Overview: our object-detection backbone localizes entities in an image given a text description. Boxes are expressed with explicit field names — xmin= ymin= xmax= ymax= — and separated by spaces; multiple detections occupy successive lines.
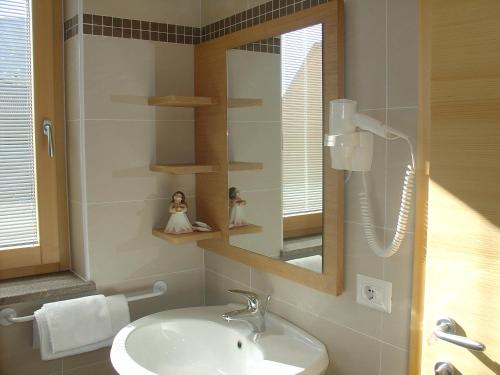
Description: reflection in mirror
xmin=227 ymin=24 xmax=324 ymax=273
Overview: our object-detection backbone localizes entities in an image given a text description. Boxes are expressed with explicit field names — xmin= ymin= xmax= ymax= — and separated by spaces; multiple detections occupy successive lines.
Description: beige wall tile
xmin=84 ymin=37 xmax=194 ymax=121
xmin=205 ymin=269 xmax=251 ymax=306
xmin=201 ymin=0 xmax=247 ymax=26
xmin=386 ymin=108 xmax=417 ymax=232
xmin=344 ymin=0 xmax=387 ymax=110
xmin=381 ymin=230 xmax=414 ymax=349
xmin=62 ymin=360 xmax=116 ymax=375
xmin=83 ymin=0 xmax=201 ymax=27
xmin=310 ymin=317 xmax=382 ymax=375
xmin=247 ymin=0 xmax=271 ymax=8
xmin=380 ymin=345 xmax=408 ymax=375
xmin=123 ymin=269 xmax=205 ymax=320
xmin=64 ymin=0 xmax=80 ymax=21
xmin=387 ymin=0 xmax=418 ymax=108
xmin=87 ymin=199 xmax=203 ymax=287
xmin=84 ymin=120 xmax=195 ymax=204
xmin=69 ymin=202 xmax=88 ymax=279
xmin=67 ymin=121 xmax=83 ymax=203
xmin=64 ymin=37 xmax=81 ymax=122
xmin=205 ymin=251 xmax=251 ymax=286
xmin=62 ymin=348 xmax=110 ymax=372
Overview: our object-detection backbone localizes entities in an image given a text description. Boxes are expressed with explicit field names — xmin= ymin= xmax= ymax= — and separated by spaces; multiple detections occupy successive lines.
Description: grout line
xmin=86 ymin=195 xmax=194 ymax=206
xmin=102 ymin=267 xmax=205 ymax=289
xmin=84 ymin=118 xmax=195 ymax=122
xmin=359 ymin=105 xmax=417 ymax=112
xmin=205 ymin=267 xmax=250 ymax=289
xmin=344 ymin=220 xmax=415 ymax=235
xmin=62 ymin=358 xmax=111 ymax=374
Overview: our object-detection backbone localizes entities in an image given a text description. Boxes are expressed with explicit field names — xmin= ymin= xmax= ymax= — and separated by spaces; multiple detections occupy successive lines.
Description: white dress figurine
xmin=229 ymin=187 xmax=247 ymax=227
xmin=165 ymin=191 xmax=193 ymax=234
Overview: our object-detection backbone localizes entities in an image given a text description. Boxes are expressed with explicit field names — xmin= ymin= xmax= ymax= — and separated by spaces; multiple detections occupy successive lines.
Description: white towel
xmin=33 ymin=294 xmax=130 ymax=360
xmin=44 ymin=295 xmax=112 ymax=353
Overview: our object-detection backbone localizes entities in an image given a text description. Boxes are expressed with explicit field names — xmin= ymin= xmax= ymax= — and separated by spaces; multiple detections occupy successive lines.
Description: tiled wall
xmin=203 ymin=1 xmax=418 ymax=375
xmin=0 ymin=0 xmax=416 ymax=374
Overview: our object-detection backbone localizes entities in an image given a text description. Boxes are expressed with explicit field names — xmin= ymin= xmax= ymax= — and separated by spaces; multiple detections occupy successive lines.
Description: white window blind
xmin=281 ymin=24 xmax=323 ymax=217
xmin=0 ymin=0 xmax=38 ymax=250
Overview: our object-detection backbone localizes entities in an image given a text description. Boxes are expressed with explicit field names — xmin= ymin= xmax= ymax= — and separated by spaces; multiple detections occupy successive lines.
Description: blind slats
xmin=0 ymin=0 xmax=38 ymax=250
xmin=282 ymin=24 xmax=323 ymax=217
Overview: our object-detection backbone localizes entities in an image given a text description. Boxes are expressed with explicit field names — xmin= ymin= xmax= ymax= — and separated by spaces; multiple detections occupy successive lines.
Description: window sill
xmin=0 ymin=271 xmax=96 ymax=306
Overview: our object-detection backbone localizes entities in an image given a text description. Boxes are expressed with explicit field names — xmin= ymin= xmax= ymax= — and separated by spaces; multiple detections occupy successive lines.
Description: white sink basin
xmin=111 ymin=305 xmax=329 ymax=375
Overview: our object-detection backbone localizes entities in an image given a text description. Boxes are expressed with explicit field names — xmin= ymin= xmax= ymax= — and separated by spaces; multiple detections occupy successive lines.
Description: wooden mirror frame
xmin=194 ymin=0 xmax=344 ymax=295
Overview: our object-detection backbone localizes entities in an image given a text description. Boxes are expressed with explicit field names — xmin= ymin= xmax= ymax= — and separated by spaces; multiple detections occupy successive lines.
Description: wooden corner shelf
xmin=228 ymin=98 xmax=263 ymax=108
xmin=148 ymin=95 xmax=218 ymax=107
xmin=152 ymin=228 xmax=221 ymax=244
xmin=150 ymin=164 xmax=216 ymax=175
xmin=229 ymin=161 xmax=263 ymax=171
xmin=229 ymin=224 xmax=262 ymax=236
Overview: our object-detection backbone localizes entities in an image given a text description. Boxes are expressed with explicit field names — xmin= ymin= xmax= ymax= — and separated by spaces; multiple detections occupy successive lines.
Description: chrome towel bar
xmin=0 ymin=281 xmax=167 ymax=326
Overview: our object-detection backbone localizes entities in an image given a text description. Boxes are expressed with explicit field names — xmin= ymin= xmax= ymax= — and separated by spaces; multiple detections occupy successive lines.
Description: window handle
xmin=42 ymin=119 xmax=54 ymax=158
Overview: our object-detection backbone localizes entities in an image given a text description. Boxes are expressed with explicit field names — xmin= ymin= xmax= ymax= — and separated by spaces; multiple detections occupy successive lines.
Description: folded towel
xmin=33 ymin=294 xmax=130 ymax=360
xmin=44 ymin=295 xmax=112 ymax=353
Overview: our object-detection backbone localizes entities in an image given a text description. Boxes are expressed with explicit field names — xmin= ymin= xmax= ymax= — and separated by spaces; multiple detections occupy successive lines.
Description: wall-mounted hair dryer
xmin=325 ymin=99 xmax=415 ymax=258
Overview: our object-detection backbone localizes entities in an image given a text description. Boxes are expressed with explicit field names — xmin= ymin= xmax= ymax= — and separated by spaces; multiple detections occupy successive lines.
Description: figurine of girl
xmin=229 ymin=187 xmax=247 ymax=227
xmin=165 ymin=191 xmax=193 ymax=234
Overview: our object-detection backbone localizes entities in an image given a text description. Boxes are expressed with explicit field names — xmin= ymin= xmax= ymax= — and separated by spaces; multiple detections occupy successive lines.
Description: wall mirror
xmin=194 ymin=0 xmax=344 ymax=295
xmin=227 ymin=24 xmax=324 ymax=273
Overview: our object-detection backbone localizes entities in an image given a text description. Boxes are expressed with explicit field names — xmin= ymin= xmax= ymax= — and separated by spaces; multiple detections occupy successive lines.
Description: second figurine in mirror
xmin=229 ymin=187 xmax=247 ymax=228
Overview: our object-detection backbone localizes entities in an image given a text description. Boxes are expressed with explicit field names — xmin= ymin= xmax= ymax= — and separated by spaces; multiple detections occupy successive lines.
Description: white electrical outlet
xmin=356 ymin=274 xmax=392 ymax=313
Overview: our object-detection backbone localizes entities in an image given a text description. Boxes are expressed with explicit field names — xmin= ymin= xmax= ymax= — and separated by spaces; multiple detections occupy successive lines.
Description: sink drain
xmin=237 ymin=340 xmax=242 ymax=349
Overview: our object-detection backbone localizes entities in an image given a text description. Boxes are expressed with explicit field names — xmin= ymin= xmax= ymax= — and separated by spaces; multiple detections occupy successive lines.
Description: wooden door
xmin=410 ymin=0 xmax=500 ymax=374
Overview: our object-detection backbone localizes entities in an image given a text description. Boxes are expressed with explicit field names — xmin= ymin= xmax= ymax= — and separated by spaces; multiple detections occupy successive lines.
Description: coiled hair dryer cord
xmin=358 ymin=138 xmax=415 ymax=258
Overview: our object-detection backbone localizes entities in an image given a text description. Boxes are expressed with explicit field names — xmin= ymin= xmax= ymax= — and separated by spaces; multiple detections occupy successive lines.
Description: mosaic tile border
xmin=80 ymin=13 xmax=201 ymax=44
xmin=235 ymin=37 xmax=281 ymax=54
xmin=64 ymin=15 xmax=78 ymax=40
xmin=64 ymin=0 xmax=330 ymax=45
xmin=201 ymin=0 xmax=329 ymax=42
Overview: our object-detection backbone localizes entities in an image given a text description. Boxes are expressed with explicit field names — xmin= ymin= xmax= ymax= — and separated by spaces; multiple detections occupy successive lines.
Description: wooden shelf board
xmin=152 ymin=228 xmax=221 ymax=244
xmin=228 ymin=98 xmax=263 ymax=108
xmin=150 ymin=164 xmax=216 ymax=175
xmin=229 ymin=224 xmax=262 ymax=236
xmin=229 ymin=161 xmax=263 ymax=171
xmin=148 ymin=95 xmax=218 ymax=107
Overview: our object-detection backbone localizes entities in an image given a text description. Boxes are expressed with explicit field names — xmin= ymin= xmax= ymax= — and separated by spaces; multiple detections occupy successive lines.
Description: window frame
xmin=0 ymin=0 xmax=69 ymax=280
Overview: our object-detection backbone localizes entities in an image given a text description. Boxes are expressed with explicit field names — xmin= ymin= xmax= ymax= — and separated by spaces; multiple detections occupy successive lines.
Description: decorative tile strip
xmin=63 ymin=0 xmax=329 ymax=44
xmin=81 ymin=13 xmax=201 ymax=44
xmin=234 ymin=37 xmax=281 ymax=54
xmin=201 ymin=0 xmax=330 ymax=42
xmin=64 ymin=15 xmax=78 ymax=41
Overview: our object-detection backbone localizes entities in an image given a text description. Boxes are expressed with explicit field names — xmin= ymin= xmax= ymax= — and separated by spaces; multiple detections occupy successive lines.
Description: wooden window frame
xmin=283 ymin=212 xmax=323 ymax=239
xmin=0 ymin=0 xmax=69 ymax=280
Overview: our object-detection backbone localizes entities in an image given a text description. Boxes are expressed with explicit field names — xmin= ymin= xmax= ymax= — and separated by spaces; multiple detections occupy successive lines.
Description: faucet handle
xmin=227 ymin=289 xmax=259 ymax=309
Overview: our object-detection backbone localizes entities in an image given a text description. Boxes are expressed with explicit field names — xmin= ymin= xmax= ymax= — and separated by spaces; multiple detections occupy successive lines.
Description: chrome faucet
xmin=222 ymin=290 xmax=270 ymax=333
